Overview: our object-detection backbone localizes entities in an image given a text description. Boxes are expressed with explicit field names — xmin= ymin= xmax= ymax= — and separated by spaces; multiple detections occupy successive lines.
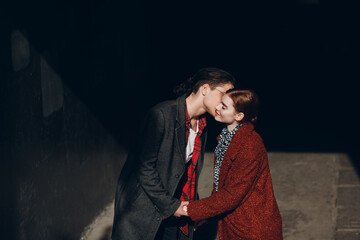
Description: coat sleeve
xmin=136 ymin=108 xmax=180 ymax=219
xmin=187 ymin=142 xmax=264 ymax=222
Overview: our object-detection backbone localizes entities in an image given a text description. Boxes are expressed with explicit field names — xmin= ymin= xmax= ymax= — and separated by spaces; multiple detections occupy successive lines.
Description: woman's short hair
xmin=174 ymin=67 xmax=236 ymax=97
xmin=227 ymin=89 xmax=259 ymax=123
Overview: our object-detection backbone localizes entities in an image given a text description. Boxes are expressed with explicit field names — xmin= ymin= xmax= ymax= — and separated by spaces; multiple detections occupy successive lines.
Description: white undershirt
xmin=185 ymin=120 xmax=199 ymax=163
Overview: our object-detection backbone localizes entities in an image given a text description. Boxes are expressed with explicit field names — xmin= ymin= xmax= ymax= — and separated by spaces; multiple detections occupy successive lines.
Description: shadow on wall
xmin=99 ymin=227 xmax=113 ymax=240
xmin=348 ymin=151 xmax=360 ymax=177
xmin=2 ymin=25 xmax=128 ymax=240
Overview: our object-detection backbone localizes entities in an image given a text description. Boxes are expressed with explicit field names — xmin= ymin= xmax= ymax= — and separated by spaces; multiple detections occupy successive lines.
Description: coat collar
xmin=217 ymin=122 xmax=255 ymax=188
xmin=223 ymin=122 xmax=254 ymax=161
xmin=176 ymin=94 xmax=187 ymax=126
xmin=175 ymin=94 xmax=187 ymax=161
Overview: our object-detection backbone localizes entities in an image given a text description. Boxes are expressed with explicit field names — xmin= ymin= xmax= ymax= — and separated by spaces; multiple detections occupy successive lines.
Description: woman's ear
xmin=235 ymin=112 xmax=245 ymax=122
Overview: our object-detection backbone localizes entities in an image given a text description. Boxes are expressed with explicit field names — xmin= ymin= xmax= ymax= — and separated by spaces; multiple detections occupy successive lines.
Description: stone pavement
xmin=81 ymin=152 xmax=360 ymax=240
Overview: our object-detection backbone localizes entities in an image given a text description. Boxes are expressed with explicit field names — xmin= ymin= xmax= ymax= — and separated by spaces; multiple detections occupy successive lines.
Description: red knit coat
xmin=187 ymin=123 xmax=283 ymax=240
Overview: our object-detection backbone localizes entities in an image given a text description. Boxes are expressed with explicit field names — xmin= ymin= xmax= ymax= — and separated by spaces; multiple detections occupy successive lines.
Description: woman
xmin=184 ymin=89 xmax=283 ymax=240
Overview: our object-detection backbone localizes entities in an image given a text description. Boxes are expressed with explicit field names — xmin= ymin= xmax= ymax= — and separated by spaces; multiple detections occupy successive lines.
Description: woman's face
xmin=203 ymin=83 xmax=234 ymax=117
xmin=214 ymin=94 xmax=240 ymax=125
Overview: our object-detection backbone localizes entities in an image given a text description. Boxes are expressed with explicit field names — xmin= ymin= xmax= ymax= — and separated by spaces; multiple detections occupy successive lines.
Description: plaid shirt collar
xmin=185 ymin=107 xmax=207 ymax=140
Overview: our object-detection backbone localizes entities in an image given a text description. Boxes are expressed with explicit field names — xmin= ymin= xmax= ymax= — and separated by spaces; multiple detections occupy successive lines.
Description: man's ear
xmin=235 ymin=112 xmax=245 ymax=122
xmin=200 ymin=84 xmax=210 ymax=96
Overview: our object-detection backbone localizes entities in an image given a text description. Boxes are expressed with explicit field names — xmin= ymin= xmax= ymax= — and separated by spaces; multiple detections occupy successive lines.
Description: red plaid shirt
xmin=178 ymin=107 xmax=207 ymax=236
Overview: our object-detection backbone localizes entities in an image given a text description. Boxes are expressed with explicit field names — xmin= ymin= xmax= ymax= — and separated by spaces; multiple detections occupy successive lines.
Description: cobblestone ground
xmin=81 ymin=152 xmax=360 ymax=240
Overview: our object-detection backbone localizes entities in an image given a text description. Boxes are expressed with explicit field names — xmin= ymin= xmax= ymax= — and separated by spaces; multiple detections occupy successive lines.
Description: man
xmin=111 ymin=68 xmax=236 ymax=240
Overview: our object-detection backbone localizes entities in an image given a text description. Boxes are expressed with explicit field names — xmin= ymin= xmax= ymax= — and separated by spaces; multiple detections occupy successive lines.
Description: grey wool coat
xmin=111 ymin=95 xmax=208 ymax=240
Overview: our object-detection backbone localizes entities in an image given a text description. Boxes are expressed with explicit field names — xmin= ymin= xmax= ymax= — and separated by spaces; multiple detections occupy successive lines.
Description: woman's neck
xmin=227 ymin=122 xmax=240 ymax=132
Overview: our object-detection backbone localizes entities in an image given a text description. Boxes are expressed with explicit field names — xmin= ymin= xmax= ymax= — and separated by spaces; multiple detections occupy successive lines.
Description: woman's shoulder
xmin=236 ymin=123 xmax=263 ymax=141
xmin=231 ymin=123 xmax=266 ymax=154
xmin=245 ymin=127 xmax=265 ymax=148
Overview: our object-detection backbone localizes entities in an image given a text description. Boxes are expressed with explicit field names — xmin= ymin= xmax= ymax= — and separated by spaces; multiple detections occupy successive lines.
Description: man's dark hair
xmin=174 ymin=67 xmax=236 ymax=97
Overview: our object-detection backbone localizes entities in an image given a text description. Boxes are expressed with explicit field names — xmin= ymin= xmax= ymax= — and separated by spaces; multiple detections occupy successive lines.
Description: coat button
xmin=156 ymin=217 xmax=160 ymax=221
xmin=175 ymin=174 xmax=179 ymax=178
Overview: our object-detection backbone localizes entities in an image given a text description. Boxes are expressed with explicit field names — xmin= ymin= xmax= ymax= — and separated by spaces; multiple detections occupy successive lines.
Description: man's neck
xmin=185 ymin=93 xmax=206 ymax=120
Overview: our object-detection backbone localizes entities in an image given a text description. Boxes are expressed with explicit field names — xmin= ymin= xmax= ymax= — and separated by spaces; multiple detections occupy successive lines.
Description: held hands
xmin=173 ymin=202 xmax=207 ymax=231
xmin=173 ymin=201 xmax=189 ymax=217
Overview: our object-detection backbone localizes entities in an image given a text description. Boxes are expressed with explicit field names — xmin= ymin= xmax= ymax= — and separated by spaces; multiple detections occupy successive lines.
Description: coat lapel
xmin=175 ymin=94 xmax=187 ymax=162
xmin=217 ymin=123 xmax=255 ymax=189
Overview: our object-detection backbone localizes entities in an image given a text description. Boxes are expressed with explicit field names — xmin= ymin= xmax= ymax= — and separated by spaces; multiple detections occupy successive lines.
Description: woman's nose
xmin=215 ymin=104 xmax=222 ymax=110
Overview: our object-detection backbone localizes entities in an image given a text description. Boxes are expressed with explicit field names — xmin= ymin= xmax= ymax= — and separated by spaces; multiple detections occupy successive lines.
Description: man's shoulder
xmin=152 ymin=98 xmax=177 ymax=110
xmin=150 ymin=95 xmax=184 ymax=113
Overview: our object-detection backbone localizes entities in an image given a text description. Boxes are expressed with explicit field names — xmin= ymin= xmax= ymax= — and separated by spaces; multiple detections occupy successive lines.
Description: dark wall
xmin=1 ymin=28 xmax=126 ymax=239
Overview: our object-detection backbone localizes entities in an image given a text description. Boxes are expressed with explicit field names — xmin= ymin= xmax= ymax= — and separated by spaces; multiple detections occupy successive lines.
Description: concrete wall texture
xmin=1 ymin=29 xmax=127 ymax=240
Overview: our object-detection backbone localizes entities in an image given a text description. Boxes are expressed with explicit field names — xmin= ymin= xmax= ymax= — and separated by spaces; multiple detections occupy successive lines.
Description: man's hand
xmin=173 ymin=201 xmax=189 ymax=217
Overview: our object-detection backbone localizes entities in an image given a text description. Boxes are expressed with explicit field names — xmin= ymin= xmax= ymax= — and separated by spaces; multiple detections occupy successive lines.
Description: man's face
xmin=203 ymin=83 xmax=234 ymax=117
